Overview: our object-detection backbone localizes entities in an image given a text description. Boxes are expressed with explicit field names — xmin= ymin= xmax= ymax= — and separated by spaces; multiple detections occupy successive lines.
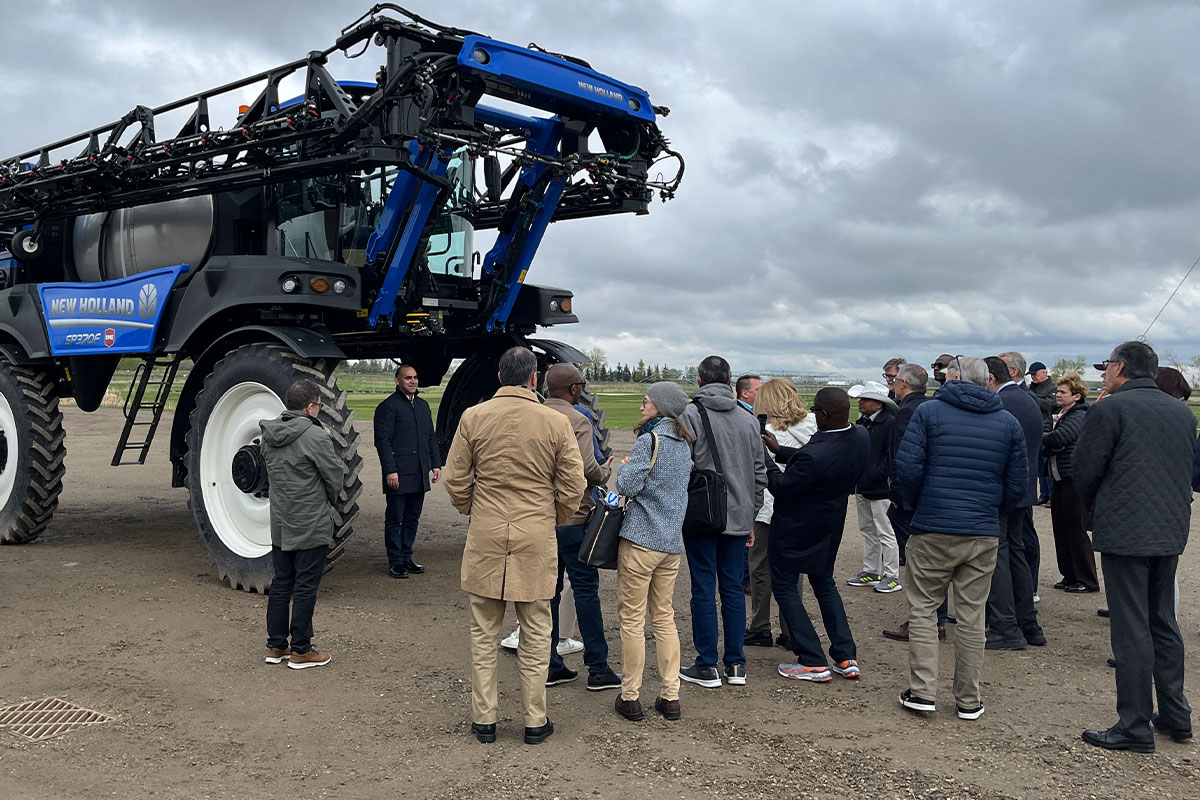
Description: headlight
xmin=281 ymin=276 xmax=299 ymax=293
xmin=332 ymin=279 xmax=348 ymax=294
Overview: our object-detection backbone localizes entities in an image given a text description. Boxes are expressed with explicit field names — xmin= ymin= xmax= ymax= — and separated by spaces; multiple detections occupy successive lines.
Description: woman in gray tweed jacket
xmin=613 ymin=381 xmax=694 ymax=723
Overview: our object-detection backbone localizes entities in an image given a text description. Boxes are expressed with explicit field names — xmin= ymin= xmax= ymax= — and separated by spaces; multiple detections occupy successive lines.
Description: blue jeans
xmin=266 ymin=544 xmax=328 ymax=654
xmin=684 ymin=530 xmax=747 ymax=669
xmin=549 ymin=524 xmax=610 ymax=676
xmin=384 ymin=491 xmax=425 ymax=567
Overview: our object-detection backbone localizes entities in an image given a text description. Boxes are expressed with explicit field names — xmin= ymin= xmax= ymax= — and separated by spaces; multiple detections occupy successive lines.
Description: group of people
xmin=255 ymin=340 xmax=1193 ymax=754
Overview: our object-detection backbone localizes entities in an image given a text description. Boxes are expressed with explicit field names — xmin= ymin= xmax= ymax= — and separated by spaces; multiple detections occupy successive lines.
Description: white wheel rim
xmin=199 ymin=382 xmax=283 ymax=559
xmin=0 ymin=391 xmax=16 ymax=506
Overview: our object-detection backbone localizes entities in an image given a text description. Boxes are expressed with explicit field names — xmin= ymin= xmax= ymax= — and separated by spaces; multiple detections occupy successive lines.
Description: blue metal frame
xmin=366 ymin=148 xmax=452 ymax=328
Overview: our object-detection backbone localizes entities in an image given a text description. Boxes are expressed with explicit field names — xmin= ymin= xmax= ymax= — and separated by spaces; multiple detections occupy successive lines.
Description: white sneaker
xmin=500 ymin=630 xmax=520 ymax=650
xmin=557 ymin=637 xmax=584 ymax=656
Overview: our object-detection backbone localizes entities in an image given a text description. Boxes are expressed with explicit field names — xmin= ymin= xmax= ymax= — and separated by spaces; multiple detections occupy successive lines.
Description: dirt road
xmin=1 ymin=408 xmax=1197 ymax=798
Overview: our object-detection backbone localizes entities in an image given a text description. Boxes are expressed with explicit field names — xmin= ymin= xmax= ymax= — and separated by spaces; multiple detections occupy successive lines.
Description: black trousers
xmin=1049 ymin=478 xmax=1098 ymax=590
xmin=1103 ymin=553 xmax=1191 ymax=740
xmin=986 ymin=507 xmax=1038 ymax=637
xmin=266 ymin=544 xmax=329 ymax=655
xmin=770 ymin=555 xmax=855 ymax=667
xmin=384 ymin=491 xmax=425 ymax=567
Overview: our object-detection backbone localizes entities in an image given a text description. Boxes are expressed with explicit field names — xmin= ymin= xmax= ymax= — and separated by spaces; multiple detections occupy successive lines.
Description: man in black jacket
xmin=983 ymin=355 xmax=1044 ymax=650
xmin=1028 ymin=361 xmax=1055 ymax=504
xmin=846 ymin=381 xmax=900 ymax=593
xmin=1075 ymin=341 xmax=1194 ymax=753
xmin=374 ymin=364 xmax=441 ymax=579
xmin=880 ymin=365 xmax=947 ymax=642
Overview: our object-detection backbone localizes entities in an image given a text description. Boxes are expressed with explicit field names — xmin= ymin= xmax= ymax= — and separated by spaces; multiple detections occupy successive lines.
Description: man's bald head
xmin=545 ymin=363 xmax=585 ymax=401
xmin=813 ymin=387 xmax=851 ymax=430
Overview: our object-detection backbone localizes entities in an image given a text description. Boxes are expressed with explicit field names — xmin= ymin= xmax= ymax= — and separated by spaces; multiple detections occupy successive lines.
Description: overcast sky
xmin=5 ymin=0 xmax=1200 ymax=381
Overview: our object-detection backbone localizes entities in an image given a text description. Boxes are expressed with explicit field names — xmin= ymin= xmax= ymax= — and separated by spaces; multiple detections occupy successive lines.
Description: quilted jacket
xmin=894 ymin=380 xmax=1028 ymax=536
xmin=1041 ymin=400 xmax=1087 ymax=480
xmin=1073 ymin=378 xmax=1195 ymax=557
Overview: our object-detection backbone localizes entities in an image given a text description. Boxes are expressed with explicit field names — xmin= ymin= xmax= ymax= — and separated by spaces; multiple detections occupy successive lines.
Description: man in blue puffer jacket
xmin=894 ymin=356 xmax=1027 ymax=720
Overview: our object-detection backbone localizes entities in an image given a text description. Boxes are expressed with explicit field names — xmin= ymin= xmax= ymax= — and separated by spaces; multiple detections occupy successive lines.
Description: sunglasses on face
xmin=1093 ymin=360 xmax=1117 ymax=371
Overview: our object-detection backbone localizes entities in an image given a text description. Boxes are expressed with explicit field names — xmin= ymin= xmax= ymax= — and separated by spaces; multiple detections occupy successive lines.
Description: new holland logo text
xmin=48 ymin=296 xmax=135 ymax=318
xmin=577 ymin=81 xmax=623 ymax=102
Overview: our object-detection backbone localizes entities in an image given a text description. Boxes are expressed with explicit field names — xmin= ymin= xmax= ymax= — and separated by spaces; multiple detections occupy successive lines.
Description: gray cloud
xmin=5 ymin=0 xmax=1200 ymax=380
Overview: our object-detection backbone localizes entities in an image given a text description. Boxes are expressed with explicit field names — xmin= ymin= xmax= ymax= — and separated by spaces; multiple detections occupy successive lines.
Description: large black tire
xmin=184 ymin=343 xmax=363 ymax=592
xmin=436 ymin=353 xmax=501 ymax=458
xmin=0 ymin=363 xmax=65 ymax=544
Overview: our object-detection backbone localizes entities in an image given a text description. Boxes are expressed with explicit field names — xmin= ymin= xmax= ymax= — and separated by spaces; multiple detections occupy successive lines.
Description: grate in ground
xmin=0 ymin=697 xmax=117 ymax=742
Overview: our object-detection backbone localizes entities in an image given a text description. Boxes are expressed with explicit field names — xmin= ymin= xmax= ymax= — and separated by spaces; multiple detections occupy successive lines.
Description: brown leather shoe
xmin=614 ymin=696 xmax=645 ymax=721
xmin=265 ymin=646 xmax=291 ymax=664
xmin=287 ymin=649 xmax=332 ymax=669
xmin=654 ymin=697 xmax=681 ymax=720
xmin=882 ymin=622 xmax=947 ymax=642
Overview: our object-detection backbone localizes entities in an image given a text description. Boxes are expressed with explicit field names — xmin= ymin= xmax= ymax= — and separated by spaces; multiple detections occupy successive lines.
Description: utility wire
xmin=1142 ymin=251 xmax=1200 ymax=340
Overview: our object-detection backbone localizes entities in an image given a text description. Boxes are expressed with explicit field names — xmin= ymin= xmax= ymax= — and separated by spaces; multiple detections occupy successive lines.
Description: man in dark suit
xmin=762 ymin=387 xmax=870 ymax=683
xmin=374 ymin=364 xmax=441 ymax=579
xmin=983 ymin=355 xmax=1044 ymax=649
xmin=1075 ymin=341 xmax=1194 ymax=753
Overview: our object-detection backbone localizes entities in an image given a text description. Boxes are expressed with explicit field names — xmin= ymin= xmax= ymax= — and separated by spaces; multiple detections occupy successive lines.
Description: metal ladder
xmin=111 ymin=357 xmax=181 ymax=466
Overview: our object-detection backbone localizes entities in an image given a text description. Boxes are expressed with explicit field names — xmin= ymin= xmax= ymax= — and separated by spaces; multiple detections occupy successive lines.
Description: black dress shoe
xmin=1082 ymin=726 xmax=1154 ymax=753
xmin=1107 ymin=657 xmax=1117 ymax=668
xmin=524 ymin=718 xmax=555 ymax=745
xmin=774 ymin=633 xmax=789 ymax=648
xmin=1064 ymin=582 xmax=1097 ymax=593
xmin=388 ymin=565 xmax=409 ymax=579
xmin=1097 ymin=608 xmax=1110 ymax=618
xmin=1152 ymin=714 xmax=1193 ymax=743
xmin=471 ymin=722 xmax=496 ymax=743
xmin=404 ymin=560 xmax=425 ymax=574
xmin=1053 ymin=580 xmax=1068 ymax=590
xmin=744 ymin=630 xmax=774 ymax=647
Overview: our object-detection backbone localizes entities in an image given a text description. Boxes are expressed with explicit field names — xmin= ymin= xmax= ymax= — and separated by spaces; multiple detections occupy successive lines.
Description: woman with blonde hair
xmin=745 ymin=379 xmax=818 ymax=648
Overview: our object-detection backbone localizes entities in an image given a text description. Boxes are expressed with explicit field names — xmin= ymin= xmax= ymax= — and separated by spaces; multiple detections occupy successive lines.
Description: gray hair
xmin=498 ymin=347 xmax=538 ymax=386
xmin=896 ymin=363 xmax=928 ymax=392
xmin=1000 ymin=351 xmax=1027 ymax=380
xmin=1111 ymin=340 xmax=1158 ymax=379
xmin=946 ymin=356 xmax=988 ymax=387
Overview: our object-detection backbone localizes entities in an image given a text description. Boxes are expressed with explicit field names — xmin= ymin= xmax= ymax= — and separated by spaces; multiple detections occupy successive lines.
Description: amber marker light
xmin=310 ymin=277 xmax=330 ymax=293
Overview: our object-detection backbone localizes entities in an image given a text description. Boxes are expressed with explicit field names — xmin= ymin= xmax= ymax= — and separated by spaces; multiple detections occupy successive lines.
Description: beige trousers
xmin=617 ymin=539 xmax=682 ymax=702
xmin=903 ymin=533 xmax=998 ymax=708
xmin=468 ymin=592 xmax=552 ymax=727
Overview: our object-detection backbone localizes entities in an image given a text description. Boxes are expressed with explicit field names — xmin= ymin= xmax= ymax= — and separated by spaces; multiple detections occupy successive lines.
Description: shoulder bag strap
xmin=649 ymin=431 xmax=660 ymax=470
xmin=693 ymin=400 xmax=725 ymax=478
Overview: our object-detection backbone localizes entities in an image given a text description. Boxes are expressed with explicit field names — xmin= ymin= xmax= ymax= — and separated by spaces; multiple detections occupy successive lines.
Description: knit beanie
xmin=645 ymin=381 xmax=688 ymax=419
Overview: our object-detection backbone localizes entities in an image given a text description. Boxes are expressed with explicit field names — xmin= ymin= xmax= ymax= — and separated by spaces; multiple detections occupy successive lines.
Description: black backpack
xmin=682 ymin=400 xmax=728 ymax=536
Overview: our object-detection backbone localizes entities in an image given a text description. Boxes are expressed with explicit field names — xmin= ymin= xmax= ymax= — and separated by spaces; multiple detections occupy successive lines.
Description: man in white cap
xmin=846 ymin=380 xmax=902 ymax=593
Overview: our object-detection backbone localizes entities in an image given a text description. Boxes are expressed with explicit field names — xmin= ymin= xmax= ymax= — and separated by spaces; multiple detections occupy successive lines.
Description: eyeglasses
xmin=931 ymin=362 xmax=948 ymax=370
xmin=882 ymin=373 xmax=897 ymax=382
xmin=1093 ymin=360 xmax=1116 ymax=371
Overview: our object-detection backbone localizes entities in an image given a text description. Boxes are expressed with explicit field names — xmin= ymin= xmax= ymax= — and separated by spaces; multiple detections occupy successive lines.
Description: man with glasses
xmin=930 ymin=354 xmax=956 ymax=387
xmin=260 ymin=380 xmax=347 ymax=670
xmin=1075 ymin=341 xmax=1194 ymax=753
xmin=541 ymin=363 xmax=621 ymax=691
xmin=882 ymin=357 xmax=907 ymax=401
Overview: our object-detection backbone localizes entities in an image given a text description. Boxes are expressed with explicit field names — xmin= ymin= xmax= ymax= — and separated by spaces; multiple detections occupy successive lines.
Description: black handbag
xmin=579 ymin=433 xmax=658 ymax=569
xmin=683 ymin=400 xmax=728 ymax=536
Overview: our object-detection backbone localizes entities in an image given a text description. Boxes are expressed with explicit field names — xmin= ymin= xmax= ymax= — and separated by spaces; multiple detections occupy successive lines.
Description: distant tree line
xmin=582 ymin=348 xmax=695 ymax=384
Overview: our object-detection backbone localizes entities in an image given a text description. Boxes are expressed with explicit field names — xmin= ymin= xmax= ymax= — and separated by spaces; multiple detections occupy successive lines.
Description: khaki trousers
xmin=903 ymin=533 xmax=998 ymax=708
xmin=467 ymin=592 xmax=552 ymax=727
xmin=617 ymin=539 xmax=682 ymax=702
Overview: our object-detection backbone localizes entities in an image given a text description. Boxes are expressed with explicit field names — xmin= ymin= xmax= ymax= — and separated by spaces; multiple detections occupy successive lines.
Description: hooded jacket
xmin=259 ymin=410 xmax=347 ymax=551
xmin=679 ymin=383 xmax=767 ymax=537
xmin=894 ymin=381 xmax=1027 ymax=537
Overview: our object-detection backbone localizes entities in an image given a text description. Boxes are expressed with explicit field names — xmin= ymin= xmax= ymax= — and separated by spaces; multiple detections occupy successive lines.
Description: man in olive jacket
xmin=1075 ymin=341 xmax=1195 ymax=753
xmin=260 ymin=380 xmax=347 ymax=670
xmin=444 ymin=347 xmax=586 ymax=745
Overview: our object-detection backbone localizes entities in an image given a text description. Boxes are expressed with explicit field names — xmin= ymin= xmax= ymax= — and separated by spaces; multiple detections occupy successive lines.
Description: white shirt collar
xmin=999 ymin=381 xmax=1018 ymax=391
xmin=824 ymin=424 xmax=853 ymax=433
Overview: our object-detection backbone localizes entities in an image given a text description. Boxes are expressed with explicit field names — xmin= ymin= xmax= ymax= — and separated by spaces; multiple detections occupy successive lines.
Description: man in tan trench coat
xmin=444 ymin=347 xmax=587 ymax=745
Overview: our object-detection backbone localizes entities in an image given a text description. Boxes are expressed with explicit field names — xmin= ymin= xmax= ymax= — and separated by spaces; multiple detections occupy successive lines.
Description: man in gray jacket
xmin=260 ymin=380 xmax=347 ymax=670
xmin=679 ymin=355 xmax=767 ymax=688
xmin=1075 ymin=341 xmax=1194 ymax=752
